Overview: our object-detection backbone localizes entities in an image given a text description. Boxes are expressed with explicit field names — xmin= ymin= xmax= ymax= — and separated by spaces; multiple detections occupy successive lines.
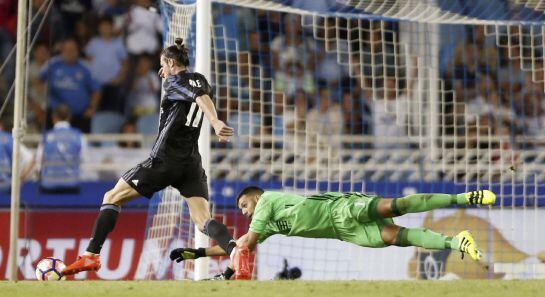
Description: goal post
xmin=194 ymin=0 xmax=212 ymax=280
xmin=8 ymin=0 xmax=29 ymax=281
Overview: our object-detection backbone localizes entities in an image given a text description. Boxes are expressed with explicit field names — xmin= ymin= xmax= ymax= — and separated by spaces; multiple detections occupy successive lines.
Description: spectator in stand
xmin=292 ymin=0 xmax=338 ymax=12
xmin=74 ymin=19 xmax=95 ymax=55
xmin=31 ymin=0 xmax=65 ymax=44
xmin=306 ymin=87 xmax=343 ymax=148
xmin=39 ymin=38 xmax=101 ymax=133
xmin=372 ymin=77 xmax=410 ymax=149
xmin=213 ymin=4 xmax=245 ymax=58
xmin=0 ymin=0 xmax=16 ymax=84
xmin=126 ymin=54 xmax=160 ymax=117
xmin=37 ymin=105 xmax=85 ymax=193
xmin=227 ymin=100 xmax=261 ymax=149
xmin=449 ymin=25 xmax=498 ymax=76
xmin=86 ymin=16 xmax=128 ymax=113
xmin=0 ymin=0 xmax=16 ymax=40
xmin=118 ymin=120 xmax=141 ymax=148
xmin=122 ymin=0 xmax=163 ymax=57
xmin=518 ymin=90 xmax=545 ymax=138
xmin=272 ymin=90 xmax=309 ymax=138
xmin=315 ymin=18 xmax=350 ymax=90
xmin=55 ymin=0 xmax=93 ymax=37
xmin=525 ymin=60 xmax=545 ymax=94
xmin=226 ymin=53 xmax=252 ymax=103
xmin=445 ymin=42 xmax=480 ymax=102
xmin=28 ymin=43 xmax=51 ymax=131
xmin=271 ymin=90 xmax=309 ymax=156
xmin=270 ymin=14 xmax=316 ymax=72
xmin=498 ymin=37 xmax=527 ymax=93
xmin=342 ymin=87 xmax=371 ymax=136
xmin=466 ymin=73 xmax=515 ymax=130
xmin=0 ymin=119 xmax=35 ymax=193
xmin=94 ymin=0 xmax=128 ymax=17
xmin=359 ymin=21 xmax=397 ymax=80
xmin=274 ymin=50 xmax=314 ymax=98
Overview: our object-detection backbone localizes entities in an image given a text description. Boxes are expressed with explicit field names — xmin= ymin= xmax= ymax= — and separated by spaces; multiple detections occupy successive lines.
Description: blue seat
xmin=91 ymin=112 xmax=126 ymax=134
xmin=136 ymin=114 xmax=159 ymax=135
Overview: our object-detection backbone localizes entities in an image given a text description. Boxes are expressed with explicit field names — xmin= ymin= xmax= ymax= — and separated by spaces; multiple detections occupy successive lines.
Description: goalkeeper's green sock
xmin=391 ymin=193 xmax=468 ymax=216
xmin=395 ymin=227 xmax=460 ymax=250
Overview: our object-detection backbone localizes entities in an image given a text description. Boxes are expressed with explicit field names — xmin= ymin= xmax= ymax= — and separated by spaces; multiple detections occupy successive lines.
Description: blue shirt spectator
xmin=0 ymin=130 xmax=13 ymax=191
xmin=228 ymin=102 xmax=261 ymax=149
xmin=85 ymin=17 xmax=128 ymax=86
xmin=213 ymin=5 xmax=240 ymax=56
xmin=0 ymin=126 xmax=35 ymax=193
xmin=37 ymin=105 xmax=85 ymax=193
xmin=39 ymin=39 xmax=101 ymax=129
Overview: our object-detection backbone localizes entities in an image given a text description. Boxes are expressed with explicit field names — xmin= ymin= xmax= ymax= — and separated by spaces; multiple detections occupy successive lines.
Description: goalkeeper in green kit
xmin=170 ymin=187 xmax=496 ymax=278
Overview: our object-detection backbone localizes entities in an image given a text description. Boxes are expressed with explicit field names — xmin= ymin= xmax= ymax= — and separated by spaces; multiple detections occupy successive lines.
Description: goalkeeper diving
xmin=170 ymin=187 xmax=496 ymax=277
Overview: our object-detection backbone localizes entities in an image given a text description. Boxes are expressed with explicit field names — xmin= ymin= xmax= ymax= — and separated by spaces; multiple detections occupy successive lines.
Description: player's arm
xmin=195 ymin=94 xmax=234 ymax=142
xmin=236 ymin=231 xmax=259 ymax=251
xmin=169 ymin=245 xmax=227 ymax=262
xmin=169 ymin=232 xmax=260 ymax=262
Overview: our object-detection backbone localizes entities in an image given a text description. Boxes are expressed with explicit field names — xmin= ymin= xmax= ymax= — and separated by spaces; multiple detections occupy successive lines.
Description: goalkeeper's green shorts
xmin=330 ymin=193 xmax=393 ymax=248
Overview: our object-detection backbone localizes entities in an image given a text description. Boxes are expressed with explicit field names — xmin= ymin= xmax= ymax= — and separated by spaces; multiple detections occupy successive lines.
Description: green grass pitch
xmin=1 ymin=280 xmax=545 ymax=297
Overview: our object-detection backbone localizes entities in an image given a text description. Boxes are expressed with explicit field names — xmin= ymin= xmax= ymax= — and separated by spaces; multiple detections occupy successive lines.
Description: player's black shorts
xmin=121 ymin=157 xmax=209 ymax=199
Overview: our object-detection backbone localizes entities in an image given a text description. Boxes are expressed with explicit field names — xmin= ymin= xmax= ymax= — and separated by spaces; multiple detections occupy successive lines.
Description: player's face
xmin=160 ymin=55 xmax=176 ymax=75
xmin=238 ymin=195 xmax=257 ymax=219
xmin=160 ymin=56 xmax=171 ymax=75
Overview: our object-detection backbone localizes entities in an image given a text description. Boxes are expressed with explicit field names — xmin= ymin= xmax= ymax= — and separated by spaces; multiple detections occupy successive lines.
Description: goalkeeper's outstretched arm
xmin=169 ymin=232 xmax=260 ymax=262
xmin=236 ymin=231 xmax=259 ymax=251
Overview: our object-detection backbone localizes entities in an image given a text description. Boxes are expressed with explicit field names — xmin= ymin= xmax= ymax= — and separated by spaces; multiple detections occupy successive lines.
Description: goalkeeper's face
xmin=237 ymin=195 xmax=258 ymax=219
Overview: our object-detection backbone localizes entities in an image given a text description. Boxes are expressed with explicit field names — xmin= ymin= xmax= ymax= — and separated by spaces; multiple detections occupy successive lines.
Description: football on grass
xmin=35 ymin=257 xmax=66 ymax=281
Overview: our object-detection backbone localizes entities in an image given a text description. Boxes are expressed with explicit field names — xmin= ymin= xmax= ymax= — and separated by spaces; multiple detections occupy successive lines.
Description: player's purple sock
xmin=203 ymin=219 xmax=236 ymax=254
xmin=86 ymin=204 xmax=120 ymax=254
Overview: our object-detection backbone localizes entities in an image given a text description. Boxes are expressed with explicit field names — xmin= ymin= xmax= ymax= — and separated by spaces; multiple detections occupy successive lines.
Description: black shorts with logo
xmin=122 ymin=157 xmax=209 ymax=199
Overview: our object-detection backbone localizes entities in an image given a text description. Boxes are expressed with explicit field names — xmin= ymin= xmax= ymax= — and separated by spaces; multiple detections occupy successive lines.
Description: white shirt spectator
xmin=127 ymin=71 xmax=160 ymax=116
xmin=271 ymin=36 xmax=316 ymax=69
xmin=306 ymin=98 xmax=343 ymax=149
xmin=124 ymin=5 xmax=163 ymax=55
xmin=372 ymin=96 xmax=409 ymax=149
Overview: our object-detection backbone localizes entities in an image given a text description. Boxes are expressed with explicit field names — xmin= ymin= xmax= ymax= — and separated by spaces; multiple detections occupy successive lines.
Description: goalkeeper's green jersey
xmin=249 ymin=191 xmax=382 ymax=244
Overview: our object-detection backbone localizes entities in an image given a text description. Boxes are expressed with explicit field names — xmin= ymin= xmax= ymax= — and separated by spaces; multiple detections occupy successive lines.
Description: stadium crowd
xmin=0 ymin=0 xmax=543 ymax=152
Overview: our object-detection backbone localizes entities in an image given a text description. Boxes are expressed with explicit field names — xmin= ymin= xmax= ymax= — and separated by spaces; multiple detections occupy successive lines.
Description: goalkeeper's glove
xmin=169 ymin=248 xmax=206 ymax=263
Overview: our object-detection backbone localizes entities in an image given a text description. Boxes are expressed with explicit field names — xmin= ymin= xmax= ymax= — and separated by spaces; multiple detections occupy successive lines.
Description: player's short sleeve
xmin=164 ymin=73 xmax=212 ymax=102
xmin=163 ymin=76 xmax=196 ymax=102
xmin=249 ymin=196 xmax=272 ymax=235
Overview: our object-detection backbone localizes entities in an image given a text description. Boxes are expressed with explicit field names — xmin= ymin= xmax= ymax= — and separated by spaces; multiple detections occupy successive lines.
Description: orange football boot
xmin=62 ymin=255 xmax=101 ymax=276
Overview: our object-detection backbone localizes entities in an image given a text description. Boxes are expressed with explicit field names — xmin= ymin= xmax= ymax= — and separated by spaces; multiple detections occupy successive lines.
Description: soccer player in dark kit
xmin=62 ymin=38 xmax=236 ymax=275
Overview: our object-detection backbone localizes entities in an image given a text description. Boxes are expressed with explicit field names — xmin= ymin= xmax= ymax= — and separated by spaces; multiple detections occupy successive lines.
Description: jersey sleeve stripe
xmin=167 ymin=84 xmax=196 ymax=102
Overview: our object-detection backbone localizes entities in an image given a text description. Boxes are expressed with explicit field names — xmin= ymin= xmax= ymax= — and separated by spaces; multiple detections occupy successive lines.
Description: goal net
xmin=150 ymin=0 xmax=545 ymax=280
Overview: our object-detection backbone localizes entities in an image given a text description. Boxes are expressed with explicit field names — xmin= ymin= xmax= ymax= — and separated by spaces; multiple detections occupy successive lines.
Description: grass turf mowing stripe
xmin=1 ymin=280 xmax=544 ymax=297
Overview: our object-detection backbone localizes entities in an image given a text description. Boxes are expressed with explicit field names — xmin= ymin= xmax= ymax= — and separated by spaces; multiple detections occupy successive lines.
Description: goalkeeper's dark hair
xmin=236 ymin=186 xmax=264 ymax=205
xmin=161 ymin=37 xmax=189 ymax=67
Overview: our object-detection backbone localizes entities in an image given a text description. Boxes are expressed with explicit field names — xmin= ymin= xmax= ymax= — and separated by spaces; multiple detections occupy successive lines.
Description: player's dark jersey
xmin=149 ymin=70 xmax=212 ymax=162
